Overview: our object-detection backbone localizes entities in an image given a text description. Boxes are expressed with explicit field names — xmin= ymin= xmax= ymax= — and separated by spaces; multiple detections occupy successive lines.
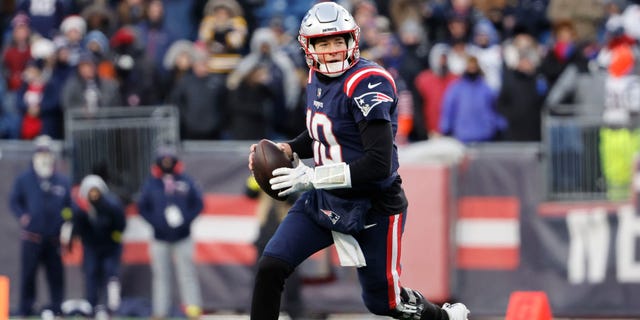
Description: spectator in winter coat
xmin=16 ymin=59 xmax=64 ymax=139
xmin=414 ymin=44 xmax=459 ymax=137
xmin=497 ymin=44 xmax=546 ymax=141
xmin=9 ymin=135 xmax=72 ymax=317
xmin=169 ymin=48 xmax=226 ymax=139
xmin=61 ymin=52 xmax=121 ymax=111
xmin=3 ymin=13 xmax=32 ymax=93
xmin=226 ymin=27 xmax=299 ymax=140
xmin=72 ymin=175 xmax=126 ymax=317
xmin=440 ymin=55 xmax=506 ymax=143
xmin=136 ymin=146 xmax=203 ymax=320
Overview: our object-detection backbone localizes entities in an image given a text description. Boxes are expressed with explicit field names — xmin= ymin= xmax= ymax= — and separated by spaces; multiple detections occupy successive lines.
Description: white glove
xmin=270 ymin=153 xmax=315 ymax=197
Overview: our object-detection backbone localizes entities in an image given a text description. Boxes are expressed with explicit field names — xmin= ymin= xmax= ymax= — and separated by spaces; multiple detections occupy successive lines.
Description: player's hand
xmin=248 ymin=142 xmax=293 ymax=171
xmin=270 ymin=153 xmax=314 ymax=197
xmin=248 ymin=143 xmax=257 ymax=171
xmin=276 ymin=143 xmax=293 ymax=160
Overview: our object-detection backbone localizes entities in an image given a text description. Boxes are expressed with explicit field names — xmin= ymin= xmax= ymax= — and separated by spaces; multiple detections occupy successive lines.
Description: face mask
xmin=33 ymin=152 xmax=54 ymax=178
xmin=157 ymin=157 xmax=177 ymax=174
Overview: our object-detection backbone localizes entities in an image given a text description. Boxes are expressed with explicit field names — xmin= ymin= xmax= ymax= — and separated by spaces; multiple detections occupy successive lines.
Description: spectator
xmin=197 ymin=0 xmax=248 ymax=74
xmin=16 ymin=0 xmax=65 ymax=39
xmin=84 ymin=30 xmax=116 ymax=80
xmin=169 ymin=48 xmax=226 ymax=139
xmin=539 ymin=20 xmax=590 ymax=92
xmin=61 ymin=52 xmax=121 ymax=111
xmin=16 ymin=59 xmax=63 ymax=139
xmin=396 ymin=19 xmax=430 ymax=141
xmin=414 ymin=43 xmax=459 ymax=138
xmin=136 ymin=0 xmax=175 ymax=76
xmin=226 ymin=27 xmax=299 ymax=140
xmin=58 ymin=15 xmax=87 ymax=67
xmin=547 ymin=0 xmax=606 ymax=43
xmin=137 ymin=146 xmax=204 ymax=320
xmin=597 ymin=14 xmax=640 ymax=200
xmin=116 ymin=0 xmax=146 ymax=26
xmin=497 ymin=38 xmax=546 ymax=141
xmin=3 ymin=13 xmax=32 ymax=94
xmin=0 ymin=73 xmax=20 ymax=139
xmin=162 ymin=0 xmax=198 ymax=41
xmin=440 ymin=55 xmax=505 ymax=143
xmin=9 ymin=135 xmax=72 ymax=318
xmin=72 ymin=174 xmax=126 ymax=317
xmin=110 ymin=26 xmax=158 ymax=106
xmin=468 ymin=19 xmax=503 ymax=93
xmin=80 ymin=3 xmax=117 ymax=36
xmin=162 ymin=40 xmax=195 ymax=96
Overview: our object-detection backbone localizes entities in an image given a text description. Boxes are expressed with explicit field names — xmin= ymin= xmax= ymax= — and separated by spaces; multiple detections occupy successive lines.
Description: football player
xmin=248 ymin=2 xmax=470 ymax=320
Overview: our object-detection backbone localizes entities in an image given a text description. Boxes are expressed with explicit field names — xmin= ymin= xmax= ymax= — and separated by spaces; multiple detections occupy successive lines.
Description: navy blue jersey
xmin=305 ymin=58 xmax=400 ymax=190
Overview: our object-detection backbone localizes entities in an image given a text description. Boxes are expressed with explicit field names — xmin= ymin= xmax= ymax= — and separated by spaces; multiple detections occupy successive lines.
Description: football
xmin=252 ymin=139 xmax=293 ymax=200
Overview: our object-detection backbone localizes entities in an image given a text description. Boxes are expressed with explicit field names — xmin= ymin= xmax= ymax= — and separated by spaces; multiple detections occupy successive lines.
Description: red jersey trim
xmin=344 ymin=67 xmax=397 ymax=97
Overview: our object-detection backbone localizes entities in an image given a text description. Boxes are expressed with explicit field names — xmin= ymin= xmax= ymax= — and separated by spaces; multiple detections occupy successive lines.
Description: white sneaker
xmin=442 ymin=302 xmax=470 ymax=320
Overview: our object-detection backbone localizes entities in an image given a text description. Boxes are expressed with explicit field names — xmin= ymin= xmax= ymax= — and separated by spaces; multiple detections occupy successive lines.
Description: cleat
xmin=397 ymin=287 xmax=426 ymax=319
xmin=442 ymin=302 xmax=470 ymax=320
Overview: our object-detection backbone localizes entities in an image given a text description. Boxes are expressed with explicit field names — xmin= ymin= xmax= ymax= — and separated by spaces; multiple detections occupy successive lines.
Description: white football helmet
xmin=298 ymin=2 xmax=360 ymax=77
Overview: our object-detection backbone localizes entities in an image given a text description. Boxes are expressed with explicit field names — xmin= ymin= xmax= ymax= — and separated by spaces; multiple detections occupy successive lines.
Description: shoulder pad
xmin=343 ymin=67 xmax=397 ymax=97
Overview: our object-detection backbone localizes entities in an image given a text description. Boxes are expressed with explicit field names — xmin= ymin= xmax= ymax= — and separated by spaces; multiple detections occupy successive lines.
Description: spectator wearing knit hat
xmin=110 ymin=26 xmax=158 ymax=106
xmin=3 ymin=13 xmax=32 ymax=92
xmin=59 ymin=15 xmax=87 ymax=67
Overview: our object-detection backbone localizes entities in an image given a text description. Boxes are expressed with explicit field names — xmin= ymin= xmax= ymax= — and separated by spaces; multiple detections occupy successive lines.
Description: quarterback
xmin=248 ymin=2 xmax=470 ymax=320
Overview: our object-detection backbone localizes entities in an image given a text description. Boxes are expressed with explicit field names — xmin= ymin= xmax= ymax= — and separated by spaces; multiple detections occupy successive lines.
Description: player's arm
xmin=348 ymin=119 xmax=393 ymax=185
xmin=286 ymin=130 xmax=314 ymax=159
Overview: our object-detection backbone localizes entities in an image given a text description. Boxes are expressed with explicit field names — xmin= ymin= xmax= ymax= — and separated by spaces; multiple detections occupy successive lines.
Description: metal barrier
xmin=542 ymin=112 xmax=640 ymax=201
xmin=65 ymin=106 xmax=179 ymax=203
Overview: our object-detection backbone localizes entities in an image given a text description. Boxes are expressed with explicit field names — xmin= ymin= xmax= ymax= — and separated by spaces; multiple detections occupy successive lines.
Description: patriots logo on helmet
xmin=321 ymin=209 xmax=341 ymax=225
xmin=354 ymin=91 xmax=393 ymax=116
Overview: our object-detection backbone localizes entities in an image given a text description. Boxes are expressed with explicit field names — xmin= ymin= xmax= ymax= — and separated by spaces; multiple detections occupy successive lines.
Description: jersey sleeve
xmin=343 ymin=67 xmax=397 ymax=123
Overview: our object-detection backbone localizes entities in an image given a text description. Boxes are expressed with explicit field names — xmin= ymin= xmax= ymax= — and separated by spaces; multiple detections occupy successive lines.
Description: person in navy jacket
xmin=136 ymin=146 xmax=203 ymax=319
xmin=9 ymin=135 xmax=71 ymax=317
xmin=72 ymin=174 xmax=126 ymax=317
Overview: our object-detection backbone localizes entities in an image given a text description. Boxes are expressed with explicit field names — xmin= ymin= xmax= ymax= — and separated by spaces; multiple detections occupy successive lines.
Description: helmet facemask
xmin=298 ymin=2 xmax=361 ymax=77
xmin=300 ymin=31 xmax=360 ymax=77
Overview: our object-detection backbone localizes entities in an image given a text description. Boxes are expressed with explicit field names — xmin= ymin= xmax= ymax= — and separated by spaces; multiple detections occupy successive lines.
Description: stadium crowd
xmin=0 ymin=0 xmax=639 ymax=145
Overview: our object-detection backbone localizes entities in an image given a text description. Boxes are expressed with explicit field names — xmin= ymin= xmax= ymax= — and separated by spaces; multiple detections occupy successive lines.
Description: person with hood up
xmin=226 ymin=27 xmax=299 ymax=140
xmin=136 ymin=146 xmax=204 ymax=320
xmin=71 ymin=174 xmax=126 ymax=317
xmin=414 ymin=43 xmax=459 ymax=138
xmin=9 ymin=135 xmax=72 ymax=318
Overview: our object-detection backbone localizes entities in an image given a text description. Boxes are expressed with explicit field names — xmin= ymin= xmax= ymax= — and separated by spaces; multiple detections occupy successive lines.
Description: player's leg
xmin=250 ymin=197 xmax=333 ymax=320
xmin=355 ymin=211 xmax=469 ymax=320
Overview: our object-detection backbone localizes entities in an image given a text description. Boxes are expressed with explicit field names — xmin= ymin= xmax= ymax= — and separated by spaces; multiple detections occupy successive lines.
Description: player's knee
xmin=255 ymin=256 xmax=293 ymax=288
xmin=363 ymin=300 xmax=394 ymax=316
